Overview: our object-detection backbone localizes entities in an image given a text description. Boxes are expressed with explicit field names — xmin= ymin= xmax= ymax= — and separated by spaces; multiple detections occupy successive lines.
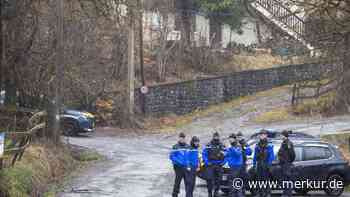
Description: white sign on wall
xmin=0 ymin=133 xmax=4 ymax=157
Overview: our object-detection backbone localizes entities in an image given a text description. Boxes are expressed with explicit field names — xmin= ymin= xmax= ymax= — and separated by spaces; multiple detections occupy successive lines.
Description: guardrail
xmin=0 ymin=111 xmax=46 ymax=169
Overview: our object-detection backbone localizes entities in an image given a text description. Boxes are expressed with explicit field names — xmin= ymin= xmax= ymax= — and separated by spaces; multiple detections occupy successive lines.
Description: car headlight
xmin=83 ymin=112 xmax=95 ymax=118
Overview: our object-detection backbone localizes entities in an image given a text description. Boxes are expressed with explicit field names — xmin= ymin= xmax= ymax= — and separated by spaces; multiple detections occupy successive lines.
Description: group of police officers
xmin=169 ymin=129 xmax=296 ymax=197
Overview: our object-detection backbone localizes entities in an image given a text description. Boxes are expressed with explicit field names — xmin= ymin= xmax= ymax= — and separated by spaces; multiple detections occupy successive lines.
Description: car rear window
xmin=303 ymin=146 xmax=332 ymax=161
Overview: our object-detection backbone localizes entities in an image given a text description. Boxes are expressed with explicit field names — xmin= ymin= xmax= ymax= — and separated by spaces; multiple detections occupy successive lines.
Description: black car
xmin=221 ymin=139 xmax=350 ymax=196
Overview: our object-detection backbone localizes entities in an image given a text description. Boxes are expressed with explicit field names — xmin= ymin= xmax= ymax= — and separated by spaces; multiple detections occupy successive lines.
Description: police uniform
xmin=278 ymin=131 xmax=296 ymax=197
xmin=170 ymin=139 xmax=190 ymax=197
xmin=185 ymin=136 xmax=200 ymax=197
xmin=237 ymin=133 xmax=252 ymax=194
xmin=225 ymin=141 xmax=245 ymax=197
xmin=253 ymin=137 xmax=274 ymax=197
xmin=202 ymin=134 xmax=225 ymax=197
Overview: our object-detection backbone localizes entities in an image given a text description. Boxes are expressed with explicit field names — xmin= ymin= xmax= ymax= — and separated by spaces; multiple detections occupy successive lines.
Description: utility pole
xmin=138 ymin=0 xmax=146 ymax=114
xmin=49 ymin=0 xmax=64 ymax=143
xmin=138 ymin=0 xmax=145 ymax=86
xmin=127 ymin=7 xmax=135 ymax=117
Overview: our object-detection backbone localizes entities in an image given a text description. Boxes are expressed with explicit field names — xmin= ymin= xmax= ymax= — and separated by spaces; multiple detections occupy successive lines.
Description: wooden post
xmin=127 ymin=8 xmax=135 ymax=117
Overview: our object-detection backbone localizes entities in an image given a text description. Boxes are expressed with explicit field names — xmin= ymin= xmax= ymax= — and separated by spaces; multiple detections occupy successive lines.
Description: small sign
xmin=0 ymin=133 xmax=4 ymax=157
xmin=140 ymin=86 xmax=149 ymax=94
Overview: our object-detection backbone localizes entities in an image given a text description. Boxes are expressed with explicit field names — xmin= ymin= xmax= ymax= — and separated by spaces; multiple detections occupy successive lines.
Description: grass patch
xmin=76 ymin=150 xmax=103 ymax=162
xmin=254 ymin=108 xmax=295 ymax=123
xmin=144 ymin=87 xmax=287 ymax=132
xmin=0 ymin=166 xmax=33 ymax=197
xmin=0 ymin=144 xmax=104 ymax=196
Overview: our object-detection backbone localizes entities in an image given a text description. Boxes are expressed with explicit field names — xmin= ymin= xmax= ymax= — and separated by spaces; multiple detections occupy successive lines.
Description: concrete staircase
xmin=251 ymin=0 xmax=314 ymax=51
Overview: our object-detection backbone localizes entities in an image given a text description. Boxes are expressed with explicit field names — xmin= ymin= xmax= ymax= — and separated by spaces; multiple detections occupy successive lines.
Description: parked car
xmin=60 ymin=109 xmax=96 ymax=136
xmin=220 ymin=139 xmax=350 ymax=196
xmin=249 ymin=129 xmax=316 ymax=140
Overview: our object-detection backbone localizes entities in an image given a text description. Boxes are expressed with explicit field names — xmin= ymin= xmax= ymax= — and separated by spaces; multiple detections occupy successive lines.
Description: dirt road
xmin=59 ymin=88 xmax=350 ymax=197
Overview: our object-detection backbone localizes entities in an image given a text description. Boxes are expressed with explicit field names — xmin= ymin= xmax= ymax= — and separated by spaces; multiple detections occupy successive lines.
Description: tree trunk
xmin=209 ymin=16 xmax=222 ymax=48
xmin=175 ymin=0 xmax=193 ymax=45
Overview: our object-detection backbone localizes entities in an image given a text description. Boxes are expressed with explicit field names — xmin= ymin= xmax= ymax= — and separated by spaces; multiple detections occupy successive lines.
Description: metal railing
xmin=255 ymin=0 xmax=306 ymax=40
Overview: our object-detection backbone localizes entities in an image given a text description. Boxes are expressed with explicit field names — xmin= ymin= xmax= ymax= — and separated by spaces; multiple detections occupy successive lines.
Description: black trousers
xmin=281 ymin=163 xmax=294 ymax=197
xmin=256 ymin=163 xmax=271 ymax=197
xmin=172 ymin=165 xmax=187 ymax=197
xmin=229 ymin=166 xmax=245 ymax=197
xmin=185 ymin=168 xmax=197 ymax=197
xmin=206 ymin=164 xmax=223 ymax=196
xmin=240 ymin=164 xmax=248 ymax=194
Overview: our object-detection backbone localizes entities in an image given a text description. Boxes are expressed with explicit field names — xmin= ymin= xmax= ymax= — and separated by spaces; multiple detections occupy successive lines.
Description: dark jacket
xmin=202 ymin=140 xmax=225 ymax=166
xmin=170 ymin=142 xmax=190 ymax=167
xmin=278 ymin=139 xmax=296 ymax=164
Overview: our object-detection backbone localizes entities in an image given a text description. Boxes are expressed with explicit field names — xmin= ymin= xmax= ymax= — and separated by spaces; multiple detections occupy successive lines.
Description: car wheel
xmin=294 ymin=189 xmax=309 ymax=195
xmin=62 ymin=121 xmax=77 ymax=136
xmin=324 ymin=174 xmax=344 ymax=197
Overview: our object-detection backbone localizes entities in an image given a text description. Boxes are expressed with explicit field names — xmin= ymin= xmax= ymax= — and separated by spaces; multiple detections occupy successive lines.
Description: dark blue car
xmin=60 ymin=109 xmax=96 ymax=136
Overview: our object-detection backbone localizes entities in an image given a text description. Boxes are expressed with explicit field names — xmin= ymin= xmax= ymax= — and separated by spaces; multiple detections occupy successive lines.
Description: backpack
xmin=208 ymin=145 xmax=224 ymax=161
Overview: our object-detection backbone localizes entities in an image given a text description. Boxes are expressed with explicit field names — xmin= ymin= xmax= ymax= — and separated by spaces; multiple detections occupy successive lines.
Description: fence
xmin=0 ymin=110 xmax=45 ymax=169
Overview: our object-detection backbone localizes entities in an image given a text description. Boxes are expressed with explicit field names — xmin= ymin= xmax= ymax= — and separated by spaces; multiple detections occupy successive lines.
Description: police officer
xmin=185 ymin=136 xmax=200 ymax=197
xmin=225 ymin=133 xmax=245 ymax=197
xmin=236 ymin=132 xmax=252 ymax=194
xmin=203 ymin=132 xmax=226 ymax=197
xmin=278 ymin=130 xmax=296 ymax=197
xmin=253 ymin=129 xmax=274 ymax=197
xmin=170 ymin=132 xmax=190 ymax=197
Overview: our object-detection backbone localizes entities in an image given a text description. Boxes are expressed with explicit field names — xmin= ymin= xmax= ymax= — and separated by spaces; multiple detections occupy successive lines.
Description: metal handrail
xmin=255 ymin=0 xmax=306 ymax=39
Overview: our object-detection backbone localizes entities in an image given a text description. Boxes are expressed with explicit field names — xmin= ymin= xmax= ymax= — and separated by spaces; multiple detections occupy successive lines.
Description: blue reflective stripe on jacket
xmin=170 ymin=143 xmax=189 ymax=167
xmin=187 ymin=148 xmax=199 ymax=169
xmin=253 ymin=144 xmax=274 ymax=167
xmin=225 ymin=146 xmax=243 ymax=168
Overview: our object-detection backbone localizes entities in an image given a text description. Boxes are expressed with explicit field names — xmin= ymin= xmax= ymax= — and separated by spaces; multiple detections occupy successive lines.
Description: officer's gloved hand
xmin=187 ymin=167 xmax=191 ymax=171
